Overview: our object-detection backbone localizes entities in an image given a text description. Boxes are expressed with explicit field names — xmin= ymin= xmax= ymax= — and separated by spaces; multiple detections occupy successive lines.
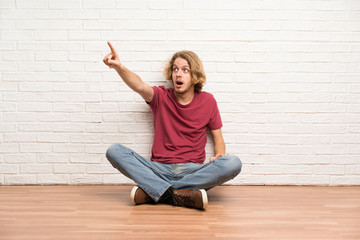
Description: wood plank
xmin=0 ymin=186 xmax=359 ymax=240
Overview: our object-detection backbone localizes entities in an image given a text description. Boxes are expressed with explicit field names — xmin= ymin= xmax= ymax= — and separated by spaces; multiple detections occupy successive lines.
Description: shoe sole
xmin=200 ymin=189 xmax=208 ymax=210
xmin=130 ymin=186 xmax=138 ymax=205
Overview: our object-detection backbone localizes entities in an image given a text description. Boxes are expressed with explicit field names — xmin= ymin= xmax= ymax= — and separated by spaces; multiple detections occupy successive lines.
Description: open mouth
xmin=175 ymin=80 xmax=184 ymax=87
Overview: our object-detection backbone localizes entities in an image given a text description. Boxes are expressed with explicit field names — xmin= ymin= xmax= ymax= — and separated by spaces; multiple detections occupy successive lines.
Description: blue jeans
xmin=106 ymin=144 xmax=242 ymax=202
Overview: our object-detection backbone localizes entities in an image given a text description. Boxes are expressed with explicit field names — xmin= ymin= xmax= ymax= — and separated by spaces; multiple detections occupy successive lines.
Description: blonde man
xmin=104 ymin=42 xmax=241 ymax=210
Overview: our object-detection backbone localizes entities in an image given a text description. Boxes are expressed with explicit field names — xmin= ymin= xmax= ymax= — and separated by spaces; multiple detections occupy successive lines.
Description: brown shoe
xmin=130 ymin=186 xmax=154 ymax=205
xmin=172 ymin=189 xmax=208 ymax=210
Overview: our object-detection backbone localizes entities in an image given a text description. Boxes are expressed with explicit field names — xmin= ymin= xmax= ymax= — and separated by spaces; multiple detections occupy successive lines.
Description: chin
xmin=174 ymin=88 xmax=185 ymax=93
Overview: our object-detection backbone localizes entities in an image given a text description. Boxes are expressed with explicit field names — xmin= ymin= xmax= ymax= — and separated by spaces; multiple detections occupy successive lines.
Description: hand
xmin=209 ymin=153 xmax=229 ymax=162
xmin=103 ymin=41 xmax=121 ymax=70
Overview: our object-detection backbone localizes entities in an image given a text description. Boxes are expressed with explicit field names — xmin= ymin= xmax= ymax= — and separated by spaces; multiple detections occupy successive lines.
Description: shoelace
xmin=173 ymin=193 xmax=195 ymax=207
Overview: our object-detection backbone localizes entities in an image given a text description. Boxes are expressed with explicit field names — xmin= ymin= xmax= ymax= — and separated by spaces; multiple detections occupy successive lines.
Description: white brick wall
xmin=1 ymin=0 xmax=360 ymax=186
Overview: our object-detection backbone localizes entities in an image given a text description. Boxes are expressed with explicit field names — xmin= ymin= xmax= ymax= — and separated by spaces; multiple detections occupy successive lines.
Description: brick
xmin=17 ymin=0 xmax=48 ymax=9
xmin=348 ymin=145 xmax=360 ymax=155
xmin=35 ymin=52 xmax=67 ymax=61
xmin=70 ymin=154 xmax=101 ymax=164
xmin=346 ymin=165 xmax=360 ymax=175
xmin=0 ymin=124 xmax=17 ymax=133
xmin=0 ymin=103 xmax=17 ymax=112
xmin=184 ymin=0 xmax=215 ymax=9
xmin=0 ymin=41 xmax=16 ymax=50
xmin=37 ymin=174 xmax=70 ymax=184
xmin=69 ymin=72 xmax=102 ymax=82
xmin=149 ymin=0 xmax=182 ymax=9
xmin=34 ymin=31 xmax=68 ymax=40
xmin=18 ymin=103 xmax=51 ymax=112
xmin=53 ymin=103 xmax=84 ymax=113
xmin=103 ymin=174 xmax=134 ymax=184
xmin=16 ymin=20 xmax=49 ymax=30
xmin=37 ymin=133 xmax=69 ymax=143
xmin=20 ymin=144 xmax=52 ymax=153
xmin=69 ymin=30 xmax=101 ymax=40
xmin=71 ymin=134 xmax=100 ymax=143
xmin=85 ymin=103 xmax=117 ymax=113
xmin=37 ymin=93 xmax=70 ymax=102
xmin=19 ymin=124 xmax=52 ymax=132
xmin=51 ymin=42 xmax=82 ymax=51
xmin=102 ymin=92 xmax=135 ymax=102
xmin=0 ymin=62 xmax=17 ymax=71
xmin=330 ymin=176 xmax=360 ymax=186
xmin=33 ymin=10 xmax=65 ymax=19
xmin=4 ymin=154 xmax=36 ymax=164
xmin=52 ymin=83 xmax=84 ymax=92
xmin=86 ymin=164 xmax=118 ymax=174
xmin=53 ymin=144 xmax=84 ymax=153
xmin=83 ymin=0 xmax=115 ymax=9
xmin=116 ymin=0 xmax=148 ymax=9
xmin=69 ymin=93 xmax=102 ymax=102
xmin=54 ymin=164 xmax=86 ymax=174
xmin=296 ymin=175 xmax=330 ymax=185
xmin=101 ymin=134 xmax=134 ymax=144
xmin=70 ymin=174 xmax=103 ymax=184
xmin=18 ymin=42 xmax=51 ymax=51
xmin=5 ymin=175 xmax=37 ymax=185
xmin=0 ymin=0 xmax=15 ymax=8
xmin=49 ymin=20 xmax=81 ymax=30
xmin=83 ymin=20 xmax=114 ymax=30
xmin=38 ymin=154 xmax=69 ymax=163
xmin=20 ymin=164 xmax=53 ymax=174
xmin=69 ymin=113 xmax=101 ymax=123
xmin=53 ymin=123 xmax=84 ymax=133
xmin=100 ymin=10 xmax=135 ymax=20
xmin=119 ymin=103 xmax=154 ymax=113
xmin=84 ymin=144 xmax=108 ymax=154
xmin=0 ymin=164 xmax=18 ymax=174
xmin=19 ymin=63 xmax=50 ymax=72
xmin=3 ymin=73 xmax=35 ymax=81
xmin=65 ymin=10 xmax=99 ymax=20
xmin=1 ymin=9 xmax=33 ymax=19
xmin=313 ymin=165 xmax=345 ymax=175
xmin=265 ymin=175 xmax=298 ymax=185
xmin=118 ymin=123 xmax=150 ymax=133
xmin=85 ymin=82 xmax=118 ymax=92
xmin=37 ymin=113 xmax=68 ymax=122
xmin=85 ymin=123 xmax=118 ymax=133
xmin=68 ymin=52 xmax=100 ymax=62
xmin=101 ymin=30 xmax=167 ymax=41
xmin=51 ymin=63 xmax=84 ymax=72
xmin=49 ymin=0 xmax=82 ymax=9
xmin=4 ymin=133 xmax=36 ymax=143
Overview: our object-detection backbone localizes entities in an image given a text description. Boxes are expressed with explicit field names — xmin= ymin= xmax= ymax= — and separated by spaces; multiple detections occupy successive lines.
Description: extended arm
xmin=103 ymin=41 xmax=154 ymax=102
xmin=209 ymin=128 xmax=226 ymax=162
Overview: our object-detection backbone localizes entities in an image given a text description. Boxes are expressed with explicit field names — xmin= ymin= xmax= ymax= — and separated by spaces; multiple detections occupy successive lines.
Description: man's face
xmin=172 ymin=57 xmax=194 ymax=94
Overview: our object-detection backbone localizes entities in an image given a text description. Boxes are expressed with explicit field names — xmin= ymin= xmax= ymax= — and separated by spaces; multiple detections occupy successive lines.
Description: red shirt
xmin=148 ymin=86 xmax=222 ymax=164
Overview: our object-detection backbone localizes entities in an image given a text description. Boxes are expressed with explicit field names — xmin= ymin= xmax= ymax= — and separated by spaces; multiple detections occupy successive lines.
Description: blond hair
xmin=164 ymin=51 xmax=206 ymax=92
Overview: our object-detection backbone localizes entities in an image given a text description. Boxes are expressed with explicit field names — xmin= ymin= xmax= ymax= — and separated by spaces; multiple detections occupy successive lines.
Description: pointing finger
xmin=107 ymin=41 xmax=117 ymax=55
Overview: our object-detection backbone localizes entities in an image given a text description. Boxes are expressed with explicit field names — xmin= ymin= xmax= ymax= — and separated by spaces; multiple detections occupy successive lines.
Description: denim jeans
xmin=106 ymin=144 xmax=242 ymax=202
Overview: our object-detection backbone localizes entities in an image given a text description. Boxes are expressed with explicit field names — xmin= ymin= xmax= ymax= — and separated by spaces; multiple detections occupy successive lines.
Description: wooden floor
xmin=0 ymin=186 xmax=359 ymax=240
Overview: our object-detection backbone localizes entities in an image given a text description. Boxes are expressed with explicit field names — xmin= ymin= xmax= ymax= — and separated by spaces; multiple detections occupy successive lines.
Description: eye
xmin=183 ymin=68 xmax=189 ymax=73
xmin=172 ymin=67 xmax=179 ymax=72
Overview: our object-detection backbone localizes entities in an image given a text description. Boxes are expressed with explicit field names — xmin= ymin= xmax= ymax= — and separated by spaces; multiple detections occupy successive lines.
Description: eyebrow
xmin=173 ymin=64 xmax=190 ymax=68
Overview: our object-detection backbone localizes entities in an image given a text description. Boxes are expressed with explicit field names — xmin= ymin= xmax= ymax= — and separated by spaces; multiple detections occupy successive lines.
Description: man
xmin=104 ymin=42 xmax=242 ymax=210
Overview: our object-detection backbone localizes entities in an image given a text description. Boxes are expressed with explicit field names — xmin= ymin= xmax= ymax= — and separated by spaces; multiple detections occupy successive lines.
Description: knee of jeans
xmin=226 ymin=155 xmax=242 ymax=174
xmin=105 ymin=143 xmax=125 ymax=165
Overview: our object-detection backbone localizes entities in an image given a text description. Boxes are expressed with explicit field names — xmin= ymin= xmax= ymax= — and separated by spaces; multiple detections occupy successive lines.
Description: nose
xmin=175 ymin=70 xmax=182 ymax=77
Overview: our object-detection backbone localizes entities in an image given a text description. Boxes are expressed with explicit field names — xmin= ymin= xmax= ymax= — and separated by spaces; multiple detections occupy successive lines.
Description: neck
xmin=174 ymin=91 xmax=195 ymax=105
